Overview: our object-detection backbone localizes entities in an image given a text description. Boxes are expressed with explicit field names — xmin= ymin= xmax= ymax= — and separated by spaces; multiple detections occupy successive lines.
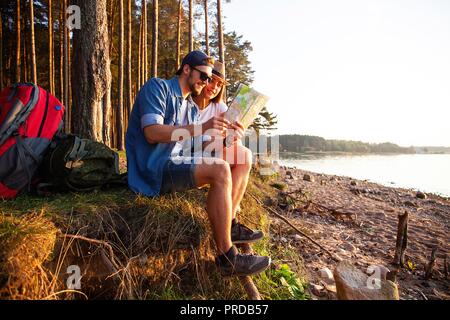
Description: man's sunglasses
xmin=190 ymin=66 xmax=212 ymax=83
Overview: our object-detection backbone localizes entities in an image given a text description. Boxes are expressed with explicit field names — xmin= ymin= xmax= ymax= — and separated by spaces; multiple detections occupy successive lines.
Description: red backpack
xmin=0 ymin=83 xmax=65 ymax=199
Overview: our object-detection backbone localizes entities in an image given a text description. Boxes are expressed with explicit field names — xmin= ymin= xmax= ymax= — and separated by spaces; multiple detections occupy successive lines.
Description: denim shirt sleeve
xmin=139 ymin=78 xmax=168 ymax=130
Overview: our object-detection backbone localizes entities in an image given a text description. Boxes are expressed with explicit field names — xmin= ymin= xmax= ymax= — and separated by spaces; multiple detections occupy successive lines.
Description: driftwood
xmin=393 ymin=211 xmax=409 ymax=267
xmin=424 ymin=246 xmax=437 ymax=280
xmin=284 ymin=190 xmax=356 ymax=222
xmin=249 ymin=193 xmax=339 ymax=262
xmin=237 ymin=243 xmax=261 ymax=300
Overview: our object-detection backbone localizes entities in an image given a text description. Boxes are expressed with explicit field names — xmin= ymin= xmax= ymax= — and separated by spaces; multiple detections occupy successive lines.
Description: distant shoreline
xmin=279 ymin=151 xmax=450 ymax=157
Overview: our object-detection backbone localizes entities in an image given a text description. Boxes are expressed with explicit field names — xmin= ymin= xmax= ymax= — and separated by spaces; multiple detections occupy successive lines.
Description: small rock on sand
xmin=416 ymin=191 xmax=427 ymax=199
xmin=303 ymin=174 xmax=314 ymax=182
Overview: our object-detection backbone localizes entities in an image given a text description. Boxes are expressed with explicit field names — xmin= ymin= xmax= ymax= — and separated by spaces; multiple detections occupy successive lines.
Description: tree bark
xmin=117 ymin=0 xmax=124 ymax=151
xmin=138 ymin=11 xmax=142 ymax=88
xmin=151 ymin=0 xmax=158 ymax=78
xmin=63 ymin=0 xmax=69 ymax=131
xmin=176 ymin=0 xmax=182 ymax=69
xmin=48 ymin=0 xmax=54 ymax=93
xmin=393 ymin=211 xmax=409 ymax=267
xmin=143 ymin=0 xmax=148 ymax=81
xmin=217 ymin=0 xmax=225 ymax=63
xmin=16 ymin=0 xmax=21 ymax=83
xmin=204 ymin=0 xmax=209 ymax=56
xmin=189 ymin=0 xmax=193 ymax=52
xmin=0 ymin=13 xmax=3 ymax=90
xmin=125 ymin=0 xmax=132 ymax=128
xmin=22 ymin=1 xmax=28 ymax=82
xmin=71 ymin=0 xmax=112 ymax=144
xmin=60 ymin=0 xmax=64 ymax=104
xmin=216 ymin=0 xmax=226 ymax=100
xmin=29 ymin=0 xmax=37 ymax=84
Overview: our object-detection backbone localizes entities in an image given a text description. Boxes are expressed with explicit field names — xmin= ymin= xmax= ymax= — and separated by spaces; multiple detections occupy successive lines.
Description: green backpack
xmin=38 ymin=134 xmax=127 ymax=193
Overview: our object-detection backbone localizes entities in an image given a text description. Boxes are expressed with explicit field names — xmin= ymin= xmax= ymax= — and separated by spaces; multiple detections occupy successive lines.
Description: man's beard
xmin=188 ymin=73 xmax=203 ymax=97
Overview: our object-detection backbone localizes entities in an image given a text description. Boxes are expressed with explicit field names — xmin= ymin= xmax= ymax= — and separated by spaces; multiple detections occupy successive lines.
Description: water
xmin=278 ymin=153 xmax=450 ymax=197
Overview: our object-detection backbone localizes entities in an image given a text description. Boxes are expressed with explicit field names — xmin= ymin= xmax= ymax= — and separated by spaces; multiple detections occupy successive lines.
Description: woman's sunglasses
xmin=190 ymin=66 xmax=212 ymax=83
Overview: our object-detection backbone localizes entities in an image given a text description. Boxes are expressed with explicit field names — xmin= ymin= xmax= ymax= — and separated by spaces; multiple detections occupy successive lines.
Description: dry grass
xmin=0 ymin=213 xmax=57 ymax=299
xmin=0 ymin=171 xmax=308 ymax=300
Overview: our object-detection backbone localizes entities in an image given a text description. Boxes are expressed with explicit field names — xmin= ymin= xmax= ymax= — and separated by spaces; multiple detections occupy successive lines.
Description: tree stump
xmin=393 ymin=211 xmax=409 ymax=267
xmin=424 ymin=246 xmax=437 ymax=280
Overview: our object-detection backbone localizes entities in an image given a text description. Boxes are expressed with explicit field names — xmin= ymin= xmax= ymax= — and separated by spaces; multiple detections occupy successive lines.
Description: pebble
xmin=293 ymin=234 xmax=302 ymax=242
xmin=309 ymin=283 xmax=326 ymax=297
xmin=339 ymin=242 xmax=357 ymax=252
xmin=319 ymin=267 xmax=334 ymax=285
xmin=416 ymin=191 xmax=427 ymax=199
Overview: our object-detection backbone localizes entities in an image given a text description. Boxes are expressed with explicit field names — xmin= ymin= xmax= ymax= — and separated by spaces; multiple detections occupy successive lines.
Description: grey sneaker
xmin=231 ymin=222 xmax=264 ymax=244
xmin=216 ymin=246 xmax=271 ymax=277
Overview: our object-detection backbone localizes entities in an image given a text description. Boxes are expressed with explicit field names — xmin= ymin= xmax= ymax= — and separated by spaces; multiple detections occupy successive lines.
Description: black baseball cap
xmin=175 ymin=50 xmax=214 ymax=75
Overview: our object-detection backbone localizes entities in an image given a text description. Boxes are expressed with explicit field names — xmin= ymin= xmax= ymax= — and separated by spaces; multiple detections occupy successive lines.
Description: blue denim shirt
xmin=125 ymin=77 xmax=199 ymax=196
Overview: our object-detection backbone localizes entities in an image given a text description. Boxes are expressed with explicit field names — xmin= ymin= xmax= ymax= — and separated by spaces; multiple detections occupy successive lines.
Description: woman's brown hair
xmin=211 ymin=83 xmax=225 ymax=104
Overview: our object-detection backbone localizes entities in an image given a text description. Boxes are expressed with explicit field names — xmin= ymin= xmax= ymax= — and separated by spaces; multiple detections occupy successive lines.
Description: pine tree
xmin=16 ymin=0 xmax=21 ymax=82
xmin=29 ymin=0 xmax=37 ymax=84
xmin=151 ymin=0 xmax=158 ymax=78
xmin=117 ymin=0 xmax=124 ymax=150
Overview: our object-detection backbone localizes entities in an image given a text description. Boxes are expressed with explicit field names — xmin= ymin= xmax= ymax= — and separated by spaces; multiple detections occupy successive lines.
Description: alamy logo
xmin=66 ymin=265 xmax=82 ymax=290
xmin=66 ymin=5 xmax=81 ymax=30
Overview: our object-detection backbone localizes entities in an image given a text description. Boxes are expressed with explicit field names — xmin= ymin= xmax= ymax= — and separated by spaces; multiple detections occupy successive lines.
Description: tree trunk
xmin=29 ymin=0 xmax=37 ymax=84
xmin=16 ymin=0 xmax=21 ymax=83
xmin=216 ymin=0 xmax=225 ymax=99
xmin=143 ymin=0 xmax=148 ymax=81
xmin=60 ymin=0 xmax=64 ymax=104
xmin=138 ymin=11 xmax=142 ymax=88
xmin=204 ymin=0 xmax=209 ymax=56
xmin=126 ymin=0 xmax=132 ymax=128
xmin=217 ymin=0 xmax=225 ymax=63
xmin=0 ymin=13 xmax=3 ymax=90
xmin=48 ymin=0 xmax=54 ymax=93
xmin=117 ymin=0 xmax=124 ymax=151
xmin=176 ymin=0 xmax=182 ymax=69
xmin=189 ymin=0 xmax=193 ymax=52
xmin=108 ymin=0 xmax=117 ymax=54
xmin=151 ymin=0 xmax=158 ymax=78
xmin=22 ymin=1 xmax=28 ymax=82
xmin=71 ymin=0 xmax=112 ymax=144
xmin=63 ymin=0 xmax=69 ymax=131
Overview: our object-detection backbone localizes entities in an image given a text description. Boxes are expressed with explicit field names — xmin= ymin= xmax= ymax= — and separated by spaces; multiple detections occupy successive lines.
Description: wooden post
xmin=424 ymin=246 xmax=437 ymax=280
xmin=238 ymin=243 xmax=262 ymax=300
xmin=444 ymin=254 xmax=448 ymax=280
xmin=393 ymin=211 xmax=408 ymax=267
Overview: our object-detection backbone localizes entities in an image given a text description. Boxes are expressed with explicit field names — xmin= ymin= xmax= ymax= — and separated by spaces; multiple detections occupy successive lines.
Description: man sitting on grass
xmin=125 ymin=51 xmax=271 ymax=277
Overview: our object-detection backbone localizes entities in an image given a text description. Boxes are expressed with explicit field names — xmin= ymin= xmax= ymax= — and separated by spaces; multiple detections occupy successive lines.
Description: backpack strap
xmin=66 ymin=136 xmax=88 ymax=162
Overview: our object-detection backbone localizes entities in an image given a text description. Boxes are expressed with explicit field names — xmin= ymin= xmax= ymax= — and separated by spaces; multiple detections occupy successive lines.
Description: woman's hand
xmin=229 ymin=121 xmax=245 ymax=141
xmin=203 ymin=115 xmax=230 ymax=136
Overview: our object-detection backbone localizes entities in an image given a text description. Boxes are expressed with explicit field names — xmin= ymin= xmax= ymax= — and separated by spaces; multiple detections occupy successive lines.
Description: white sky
xmin=215 ymin=0 xmax=450 ymax=147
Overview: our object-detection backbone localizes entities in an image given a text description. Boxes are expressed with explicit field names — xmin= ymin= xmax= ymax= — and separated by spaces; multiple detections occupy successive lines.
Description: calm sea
xmin=278 ymin=153 xmax=450 ymax=197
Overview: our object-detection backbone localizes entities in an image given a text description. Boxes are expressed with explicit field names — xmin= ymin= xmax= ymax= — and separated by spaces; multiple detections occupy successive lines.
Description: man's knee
xmin=195 ymin=160 xmax=232 ymax=185
xmin=212 ymin=161 xmax=232 ymax=185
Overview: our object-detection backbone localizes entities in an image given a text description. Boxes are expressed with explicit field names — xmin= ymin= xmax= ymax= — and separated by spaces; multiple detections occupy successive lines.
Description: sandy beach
xmin=267 ymin=166 xmax=450 ymax=300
